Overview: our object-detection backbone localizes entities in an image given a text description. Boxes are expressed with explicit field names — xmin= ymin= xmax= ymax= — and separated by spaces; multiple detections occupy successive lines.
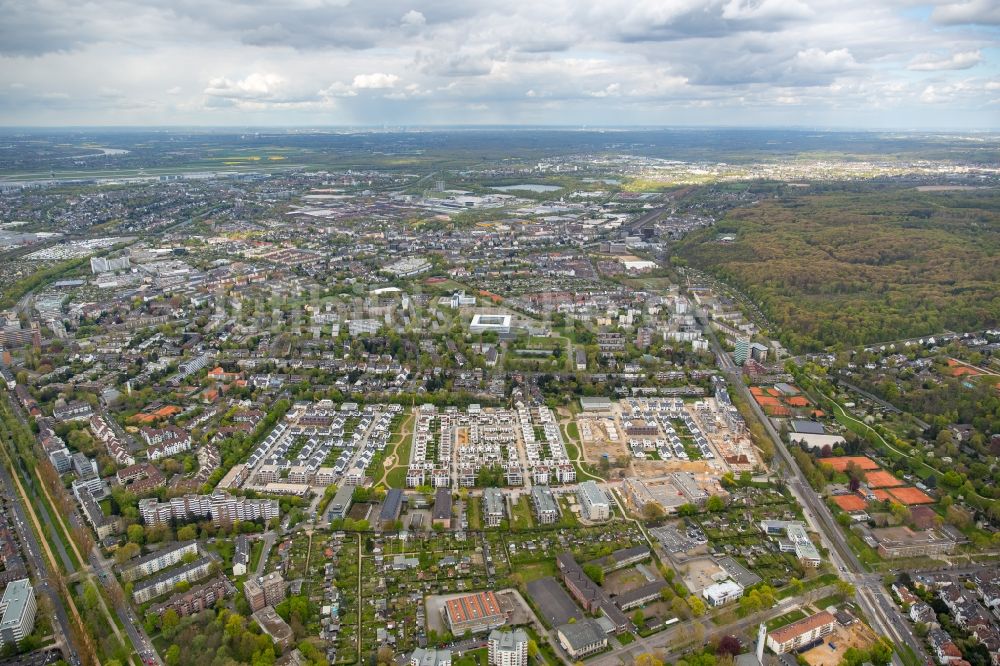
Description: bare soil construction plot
xmin=604 ymin=567 xmax=652 ymax=596
xmin=800 ymin=621 xmax=879 ymax=666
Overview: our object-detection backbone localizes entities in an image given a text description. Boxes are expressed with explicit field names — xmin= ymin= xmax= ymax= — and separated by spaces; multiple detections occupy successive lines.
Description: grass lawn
xmin=617 ymin=632 xmax=636 ymax=646
xmin=523 ymin=624 xmax=560 ymax=666
xmin=385 ymin=465 xmax=408 ymax=489
xmin=512 ymin=496 xmax=535 ymax=530
xmin=519 ymin=560 xmax=557 ymax=582
xmin=467 ymin=498 xmax=483 ymax=530
xmin=558 ymin=497 xmax=580 ymax=526
xmin=813 ymin=593 xmax=845 ymax=610
xmin=454 ymin=648 xmax=487 ymax=666
xmin=766 ymin=609 xmax=807 ymax=631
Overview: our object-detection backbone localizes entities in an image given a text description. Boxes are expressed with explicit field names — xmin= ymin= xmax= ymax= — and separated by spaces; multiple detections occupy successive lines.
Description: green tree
xmin=583 ymin=563 xmax=605 ymax=585
xmin=177 ymin=524 xmax=198 ymax=541
xmin=688 ymin=595 xmax=706 ymax=617
xmin=127 ymin=523 xmax=145 ymax=545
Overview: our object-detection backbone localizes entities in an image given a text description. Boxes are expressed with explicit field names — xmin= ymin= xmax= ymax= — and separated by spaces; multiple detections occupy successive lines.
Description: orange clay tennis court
xmin=864 ymin=470 xmax=904 ymax=488
xmin=871 ymin=488 xmax=892 ymax=502
xmin=888 ymin=487 xmax=934 ymax=505
xmin=818 ymin=456 xmax=879 ymax=472
xmin=832 ymin=495 xmax=868 ymax=512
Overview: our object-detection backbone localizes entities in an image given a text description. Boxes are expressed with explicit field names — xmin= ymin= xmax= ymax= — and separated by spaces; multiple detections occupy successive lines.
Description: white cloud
xmin=401 ymin=10 xmax=426 ymax=27
xmin=0 ymin=0 xmax=996 ymax=126
xmin=721 ymin=0 xmax=813 ymax=22
xmin=792 ymin=48 xmax=857 ymax=73
xmin=931 ymin=0 xmax=1000 ymax=25
xmin=908 ymin=50 xmax=982 ymax=71
xmin=205 ymin=73 xmax=285 ymax=100
xmin=351 ymin=72 xmax=400 ymax=89
xmin=587 ymin=83 xmax=620 ymax=98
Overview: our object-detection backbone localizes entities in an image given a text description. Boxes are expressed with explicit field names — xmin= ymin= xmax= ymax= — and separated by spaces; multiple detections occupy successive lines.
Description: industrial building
xmin=443 ymin=591 xmax=506 ymax=635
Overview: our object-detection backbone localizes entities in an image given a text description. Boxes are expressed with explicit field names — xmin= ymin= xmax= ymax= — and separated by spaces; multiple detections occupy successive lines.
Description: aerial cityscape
xmin=0 ymin=3 xmax=998 ymax=666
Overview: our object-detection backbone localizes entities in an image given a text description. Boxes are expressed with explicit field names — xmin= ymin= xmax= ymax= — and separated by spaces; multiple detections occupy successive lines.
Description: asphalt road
xmin=0 ymin=453 xmax=78 ymax=665
xmin=5 ymin=392 xmax=160 ymax=665
xmin=697 ymin=312 xmax=927 ymax=666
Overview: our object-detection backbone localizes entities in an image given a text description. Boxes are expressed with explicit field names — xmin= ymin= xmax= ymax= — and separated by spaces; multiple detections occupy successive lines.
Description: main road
xmin=696 ymin=311 xmax=927 ymax=666
xmin=4 ymin=392 xmax=161 ymax=666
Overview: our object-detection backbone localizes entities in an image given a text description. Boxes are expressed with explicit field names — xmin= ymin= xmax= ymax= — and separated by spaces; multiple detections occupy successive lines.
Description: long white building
xmin=139 ymin=492 xmax=279 ymax=526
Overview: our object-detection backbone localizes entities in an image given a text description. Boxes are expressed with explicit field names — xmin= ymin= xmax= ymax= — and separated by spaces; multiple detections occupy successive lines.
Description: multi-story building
xmin=0 ymin=579 xmax=36 ymax=649
xmin=488 ymin=628 xmax=528 ymax=666
xmin=244 ymin=572 xmax=286 ymax=612
xmin=326 ymin=486 xmax=354 ymax=521
xmin=244 ymin=578 xmax=266 ymax=612
xmin=75 ymin=485 xmax=122 ymax=539
xmin=482 ymin=488 xmax=505 ymax=528
xmin=577 ymin=481 xmax=610 ymax=522
xmin=139 ymin=493 xmax=279 ymax=527
xmin=766 ymin=611 xmax=836 ymax=654
xmin=132 ymin=555 xmax=217 ymax=603
xmin=120 ymin=541 xmax=199 ymax=582
xmin=91 ymin=415 xmax=136 ymax=466
xmin=443 ymin=591 xmax=506 ymax=635
xmin=530 ymin=486 xmax=559 ymax=525
xmin=556 ymin=553 xmax=629 ymax=633
xmin=233 ymin=535 xmax=249 ymax=577
xmin=149 ymin=577 xmax=234 ymax=618
xmin=142 ymin=426 xmax=192 ymax=460
xmin=52 ymin=400 xmax=93 ymax=422
xmin=734 ymin=338 xmax=750 ymax=366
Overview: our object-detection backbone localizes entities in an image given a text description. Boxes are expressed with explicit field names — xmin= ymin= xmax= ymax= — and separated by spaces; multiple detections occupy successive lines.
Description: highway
xmin=696 ymin=311 xmax=928 ymax=666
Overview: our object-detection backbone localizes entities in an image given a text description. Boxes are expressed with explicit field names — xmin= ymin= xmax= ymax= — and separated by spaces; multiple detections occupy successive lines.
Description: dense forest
xmin=675 ymin=186 xmax=1000 ymax=351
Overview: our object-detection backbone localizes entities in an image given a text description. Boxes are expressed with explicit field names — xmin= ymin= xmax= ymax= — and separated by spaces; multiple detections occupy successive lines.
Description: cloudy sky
xmin=1 ymin=0 xmax=998 ymax=128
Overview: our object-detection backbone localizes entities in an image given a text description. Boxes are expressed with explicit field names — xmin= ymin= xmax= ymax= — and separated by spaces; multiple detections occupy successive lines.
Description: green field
xmin=519 ymin=560 xmax=557 ymax=582
xmin=466 ymin=498 xmax=483 ymax=530
xmin=511 ymin=496 xmax=535 ymax=530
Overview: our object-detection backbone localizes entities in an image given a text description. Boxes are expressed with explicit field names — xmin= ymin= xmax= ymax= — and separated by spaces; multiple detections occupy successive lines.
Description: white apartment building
xmin=0 ymin=579 xmax=36 ymax=649
xmin=488 ymin=629 xmax=528 ymax=666
xmin=577 ymin=481 xmax=611 ymax=522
